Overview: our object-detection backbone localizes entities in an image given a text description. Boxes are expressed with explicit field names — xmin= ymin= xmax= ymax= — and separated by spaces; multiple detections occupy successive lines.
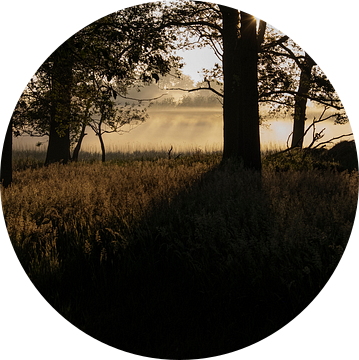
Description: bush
xmin=263 ymin=141 xmax=358 ymax=173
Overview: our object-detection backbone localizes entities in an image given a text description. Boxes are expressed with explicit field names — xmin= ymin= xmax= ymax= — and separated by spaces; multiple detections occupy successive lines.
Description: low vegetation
xmin=2 ymin=144 xmax=358 ymax=358
xmin=264 ymin=140 xmax=358 ymax=173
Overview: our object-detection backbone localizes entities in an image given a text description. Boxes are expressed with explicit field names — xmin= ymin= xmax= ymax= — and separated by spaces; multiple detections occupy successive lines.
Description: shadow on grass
xmin=15 ymin=149 xmax=355 ymax=359
xmin=69 ymin=162 xmax=306 ymax=359
xmin=7 ymin=145 xmax=356 ymax=359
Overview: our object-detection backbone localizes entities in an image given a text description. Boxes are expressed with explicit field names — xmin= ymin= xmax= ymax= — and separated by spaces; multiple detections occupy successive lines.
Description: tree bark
xmin=1 ymin=119 xmax=13 ymax=188
xmin=45 ymin=41 xmax=73 ymax=165
xmin=291 ymin=52 xmax=316 ymax=148
xmin=220 ymin=5 xmax=241 ymax=160
xmin=220 ymin=7 xmax=261 ymax=171
xmin=239 ymin=12 xmax=261 ymax=171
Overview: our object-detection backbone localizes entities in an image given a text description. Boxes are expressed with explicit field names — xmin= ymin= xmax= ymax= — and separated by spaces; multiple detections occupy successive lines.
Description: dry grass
xmin=1 ymin=151 xmax=358 ymax=358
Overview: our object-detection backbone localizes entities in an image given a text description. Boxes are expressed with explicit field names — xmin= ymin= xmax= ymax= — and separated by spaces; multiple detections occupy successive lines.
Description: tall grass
xmin=2 ymin=151 xmax=358 ymax=358
xmin=12 ymin=144 xmax=221 ymax=169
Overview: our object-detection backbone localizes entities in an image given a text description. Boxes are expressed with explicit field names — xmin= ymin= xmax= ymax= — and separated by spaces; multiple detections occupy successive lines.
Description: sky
xmin=179 ymin=46 xmax=219 ymax=83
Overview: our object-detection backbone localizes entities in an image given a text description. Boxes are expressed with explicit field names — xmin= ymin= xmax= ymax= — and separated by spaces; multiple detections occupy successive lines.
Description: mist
xmin=13 ymin=106 xmax=354 ymax=155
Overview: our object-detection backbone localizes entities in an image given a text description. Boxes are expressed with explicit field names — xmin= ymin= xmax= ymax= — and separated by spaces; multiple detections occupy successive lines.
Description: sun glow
xmin=255 ymin=17 xmax=261 ymax=31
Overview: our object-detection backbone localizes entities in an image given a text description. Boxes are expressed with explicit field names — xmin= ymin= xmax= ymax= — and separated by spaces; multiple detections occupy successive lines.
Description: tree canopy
xmin=6 ymin=0 xmax=350 ymax=174
xmin=11 ymin=2 xmax=182 ymax=164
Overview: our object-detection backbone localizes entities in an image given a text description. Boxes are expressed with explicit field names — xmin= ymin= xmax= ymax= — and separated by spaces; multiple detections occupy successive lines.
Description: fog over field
xmin=11 ymin=54 xmax=355 ymax=155
xmin=13 ymin=105 xmax=354 ymax=154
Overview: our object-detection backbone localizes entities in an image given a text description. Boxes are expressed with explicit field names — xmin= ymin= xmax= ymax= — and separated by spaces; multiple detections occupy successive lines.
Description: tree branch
xmin=259 ymin=89 xmax=343 ymax=110
xmin=166 ymin=81 xmax=223 ymax=98
xmin=261 ymin=35 xmax=289 ymax=51
xmin=277 ymin=43 xmax=305 ymax=68
xmin=312 ymin=133 xmax=354 ymax=149
xmin=117 ymin=92 xmax=167 ymax=102
xmin=160 ymin=19 xmax=223 ymax=35
xmin=264 ymin=50 xmax=305 ymax=67
xmin=276 ymin=107 xmax=342 ymax=153
xmin=293 ymin=106 xmax=330 ymax=148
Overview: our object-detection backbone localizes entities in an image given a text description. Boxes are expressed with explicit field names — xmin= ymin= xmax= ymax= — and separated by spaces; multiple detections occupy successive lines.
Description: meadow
xmin=2 ymin=144 xmax=358 ymax=358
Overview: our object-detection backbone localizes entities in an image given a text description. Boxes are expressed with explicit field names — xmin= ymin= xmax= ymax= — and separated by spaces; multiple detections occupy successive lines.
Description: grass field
xmin=2 ymin=145 xmax=358 ymax=358
xmin=11 ymin=141 xmax=280 ymax=170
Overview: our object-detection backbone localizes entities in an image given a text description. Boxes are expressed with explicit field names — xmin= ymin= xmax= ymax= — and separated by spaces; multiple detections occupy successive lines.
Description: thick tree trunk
xmin=239 ymin=12 xmax=261 ymax=171
xmin=1 ymin=120 xmax=13 ymax=188
xmin=45 ymin=41 xmax=73 ymax=165
xmin=46 ymin=113 xmax=71 ymax=165
xmin=220 ymin=7 xmax=261 ymax=171
xmin=220 ymin=5 xmax=241 ymax=160
xmin=291 ymin=53 xmax=315 ymax=148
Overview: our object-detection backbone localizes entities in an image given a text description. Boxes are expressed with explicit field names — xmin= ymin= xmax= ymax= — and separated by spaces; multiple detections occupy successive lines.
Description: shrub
xmin=263 ymin=141 xmax=358 ymax=173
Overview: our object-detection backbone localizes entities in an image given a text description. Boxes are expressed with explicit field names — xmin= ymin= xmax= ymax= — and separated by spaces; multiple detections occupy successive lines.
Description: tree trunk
xmin=291 ymin=53 xmax=316 ymax=148
xmin=220 ymin=5 xmax=241 ymax=160
xmin=220 ymin=7 xmax=261 ymax=171
xmin=1 ymin=119 xmax=13 ymax=188
xmin=238 ymin=12 xmax=261 ymax=171
xmin=98 ymin=118 xmax=106 ymax=163
xmin=99 ymin=133 xmax=106 ymax=163
xmin=45 ymin=41 xmax=73 ymax=165
xmin=72 ymin=123 xmax=87 ymax=162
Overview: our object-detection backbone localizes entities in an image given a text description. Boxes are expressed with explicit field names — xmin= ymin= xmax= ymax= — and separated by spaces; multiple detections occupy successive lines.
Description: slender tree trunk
xmin=291 ymin=53 xmax=316 ymax=148
xmin=45 ymin=41 xmax=73 ymax=165
xmin=220 ymin=7 xmax=261 ymax=171
xmin=72 ymin=123 xmax=87 ymax=162
xmin=1 ymin=119 xmax=13 ymax=188
xmin=98 ymin=118 xmax=106 ymax=162
xmin=99 ymin=133 xmax=106 ymax=163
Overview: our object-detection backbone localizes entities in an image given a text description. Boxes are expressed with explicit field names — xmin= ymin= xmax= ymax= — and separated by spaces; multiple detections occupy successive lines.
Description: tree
xmin=236 ymin=10 xmax=262 ymax=169
xmin=0 ymin=120 xmax=12 ymax=188
xmin=257 ymin=29 xmax=347 ymax=148
xmin=12 ymin=2 xmax=181 ymax=165
xmin=72 ymin=123 xmax=87 ymax=162
xmin=45 ymin=39 xmax=74 ymax=164
xmin=88 ymin=88 xmax=148 ymax=162
xmin=291 ymin=52 xmax=316 ymax=148
xmin=162 ymin=2 xmax=348 ymax=157
xmin=162 ymin=1 xmax=264 ymax=170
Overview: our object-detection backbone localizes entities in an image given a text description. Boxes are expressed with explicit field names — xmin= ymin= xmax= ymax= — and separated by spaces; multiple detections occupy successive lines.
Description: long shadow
xmin=72 ymin=160 xmax=302 ymax=359
xmin=11 ymin=149 xmax=358 ymax=359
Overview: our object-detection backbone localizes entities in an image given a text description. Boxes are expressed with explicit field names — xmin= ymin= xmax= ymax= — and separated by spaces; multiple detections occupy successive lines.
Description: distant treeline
xmin=151 ymin=93 xmax=222 ymax=108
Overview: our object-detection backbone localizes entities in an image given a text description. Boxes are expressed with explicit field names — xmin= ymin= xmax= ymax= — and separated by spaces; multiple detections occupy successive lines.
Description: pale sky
xmin=179 ymin=46 xmax=219 ymax=84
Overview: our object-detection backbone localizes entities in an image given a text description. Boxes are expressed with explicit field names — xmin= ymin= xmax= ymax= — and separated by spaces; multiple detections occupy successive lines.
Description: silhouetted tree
xmin=45 ymin=39 xmax=73 ymax=164
xmin=162 ymin=1 xmax=346 ymax=157
xmin=87 ymin=87 xmax=148 ymax=162
xmin=219 ymin=7 xmax=261 ymax=169
xmin=1 ymin=120 xmax=12 ymax=188
xmin=162 ymin=1 xmax=264 ymax=170
xmin=257 ymin=30 xmax=346 ymax=148
xmin=11 ymin=2 xmax=181 ymax=164
xmin=291 ymin=53 xmax=316 ymax=148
